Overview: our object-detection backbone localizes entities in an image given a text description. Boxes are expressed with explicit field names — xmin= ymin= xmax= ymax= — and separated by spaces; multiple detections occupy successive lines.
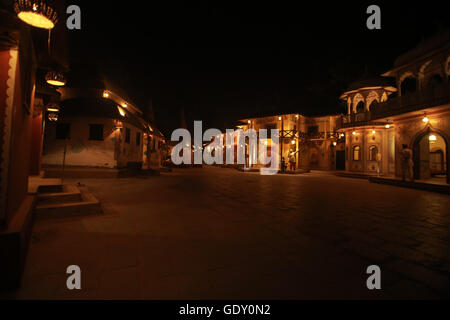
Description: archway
xmin=401 ymin=77 xmax=417 ymax=95
xmin=355 ymin=101 xmax=365 ymax=114
xmin=413 ymin=130 xmax=449 ymax=184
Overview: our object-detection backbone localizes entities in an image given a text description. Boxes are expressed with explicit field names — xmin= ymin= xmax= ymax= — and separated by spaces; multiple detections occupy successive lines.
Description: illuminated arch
xmin=352 ymin=93 xmax=365 ymax=113
xmin=366 ymin=91 xmax=380 ymax=111
xmin=418 ymin=60 xmax=432 ymax=88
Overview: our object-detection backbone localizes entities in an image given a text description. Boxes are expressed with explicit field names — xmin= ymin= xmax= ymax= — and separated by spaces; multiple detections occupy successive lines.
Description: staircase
xmin=35 ymin=184 xmax=102 ymax=219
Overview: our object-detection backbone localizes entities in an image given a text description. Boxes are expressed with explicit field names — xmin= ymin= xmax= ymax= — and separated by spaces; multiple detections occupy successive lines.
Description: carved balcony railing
xmin=338 ymin=81 xmax=450 ymax=129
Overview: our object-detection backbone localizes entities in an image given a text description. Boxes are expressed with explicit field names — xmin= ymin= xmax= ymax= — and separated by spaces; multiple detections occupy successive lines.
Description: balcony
xmin=371 ymin=82 xmax=450 ymax=119
xmin=338 ymin=81 xmax=450 ymax=129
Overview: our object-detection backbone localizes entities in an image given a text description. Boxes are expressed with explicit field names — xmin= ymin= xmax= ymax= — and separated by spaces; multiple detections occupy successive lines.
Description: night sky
xmin=67 ymin=0 xmax=448 ymax=137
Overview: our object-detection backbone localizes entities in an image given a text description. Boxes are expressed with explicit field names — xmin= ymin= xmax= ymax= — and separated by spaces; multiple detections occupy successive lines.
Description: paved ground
xmin=4 ymin=167 xmax=450 ymax=299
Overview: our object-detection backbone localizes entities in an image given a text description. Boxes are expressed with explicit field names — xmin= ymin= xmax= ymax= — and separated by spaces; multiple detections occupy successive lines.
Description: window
xmin=136 ymin=132 xmax=141 ymax=146
xmin=353 ymin=146 xmax=361 ymax=161
xmin=125 ymin=128 xmax=131 ymax=144
xmin=369 ymin=146 xmax=378 ymax=161
xmin=89 ymin=124 xmax=104 ymax=141
xmin=55 ymin=123 xmax=70 ymax=140
xmin=307 ymin=125 xmax=319 ymax=135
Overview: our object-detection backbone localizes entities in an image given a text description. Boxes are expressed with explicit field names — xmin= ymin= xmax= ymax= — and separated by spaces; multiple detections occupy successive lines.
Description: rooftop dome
xmin=346 ymin=76 xmax=397 ymax=92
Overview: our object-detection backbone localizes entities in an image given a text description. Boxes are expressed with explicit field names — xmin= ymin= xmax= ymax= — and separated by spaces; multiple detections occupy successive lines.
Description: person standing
xmin=401 ymin=144 xmax=414 ymax=182
xmin=289 ymin=151 xmax=296 ymax=171
xmin=376 ymin=152 xmax=382 ymax=176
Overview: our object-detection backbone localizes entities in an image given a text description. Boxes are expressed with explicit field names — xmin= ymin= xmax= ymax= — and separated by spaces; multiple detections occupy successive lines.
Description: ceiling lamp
xmin=45 ymin=71 xmax=66 ymax=86
xmin=14 ymin=0 xmax=58 ymax=29
xmin=46 ymin=103 xmax=59 ymax=113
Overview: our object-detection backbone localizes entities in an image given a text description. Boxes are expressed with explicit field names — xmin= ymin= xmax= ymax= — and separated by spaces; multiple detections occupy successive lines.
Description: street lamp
xmin=14 ymin=0 xmax=58 ymax=29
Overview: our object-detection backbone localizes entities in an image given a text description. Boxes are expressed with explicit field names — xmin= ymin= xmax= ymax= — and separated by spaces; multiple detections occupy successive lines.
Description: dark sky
xmin=67 ymin=0 xmax=448 ymax=137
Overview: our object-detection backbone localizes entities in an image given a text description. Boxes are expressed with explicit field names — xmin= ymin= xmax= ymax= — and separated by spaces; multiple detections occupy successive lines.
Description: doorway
xmin=336 ymin=150 xmax=345 ymax=170
xmin=413 ymin=131 xmax=448 ymax=184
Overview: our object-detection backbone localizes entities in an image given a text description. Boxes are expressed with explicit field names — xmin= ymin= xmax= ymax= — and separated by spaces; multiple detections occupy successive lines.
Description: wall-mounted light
xmin=372 ymin=129 xmax=376 ymax=134
xmin=291 ymin=140 xmax=296 ymax=145
xmin=340 ymin=133 xmax=344 ymax=138
xmin=122 ymin=103 xmax=128 ymax=108
xmin=352 ymin=131 xmax=356 ymax=135
xmin=248 ymin=120 xmax=251 ymax=124
xmin=14 ymin=0 xmax=58 ymax=29
xmin=333 ymin=142 xmax=337 ymax=147
xmin=385 ymin=124 xmax=391 ymax=129
xmin=278 ymin=116 xmax=282 ymax=121
xmin=429 ymin=134 xmax=437 ymax=142
xmin=295 ymin=115 xmax=299 ymax=119
xmin=422 ymin=116 xmax=429 ymax=123
xmin=117 ymin=106 xmax=126 ymax=117
xmin=45 ymin=71 xmax=66 ymax=87
xmin=113 ymin=120 xmax=123 ymax=129
xmin=103 ymin=91 xmax=110 ymax=98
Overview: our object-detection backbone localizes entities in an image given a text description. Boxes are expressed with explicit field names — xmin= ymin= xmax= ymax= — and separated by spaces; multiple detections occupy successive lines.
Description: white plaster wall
xmin=42 ymin=117 xmax=116 ymax=168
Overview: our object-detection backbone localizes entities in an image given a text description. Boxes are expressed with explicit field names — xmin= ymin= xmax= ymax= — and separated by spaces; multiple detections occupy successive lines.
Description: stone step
xmin=35 ymin=187 xmax=102 ymax=219
xmin=37 ymin=184 xmax=81 ymax=204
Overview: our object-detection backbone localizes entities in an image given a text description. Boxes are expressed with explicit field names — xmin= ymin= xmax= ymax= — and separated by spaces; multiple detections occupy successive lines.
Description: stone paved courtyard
xmin=4 ymin=167 xmax=450 ymax=299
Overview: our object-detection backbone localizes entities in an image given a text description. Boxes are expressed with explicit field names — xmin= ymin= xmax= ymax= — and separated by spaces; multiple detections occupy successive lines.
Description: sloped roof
xmin=394 ymin=28 xmax=450 ymax=68
xmin=59 ymin=98 xmax=146 ymax=130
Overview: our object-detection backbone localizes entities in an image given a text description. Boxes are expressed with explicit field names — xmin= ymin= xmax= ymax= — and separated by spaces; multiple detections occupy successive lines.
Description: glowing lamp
xmin=48 ymin=113 xmax=58 ymax=122
xmin=122 ymin=103 xmax=128 ymax=108
xmin=429 ymin=135 xmax=437 ymax=142
xmin=422 ymin=116 xmax=429 ymax=123
xmin=46 ymin=103 xmax=59 ymax=113
xmin=291 ymin=140 xmax=296 ymax=145
xmin=372 ymin=130 xmax=376 ymax=134
xmin=45 ymin=71 xmax=66 ymax=87
xmin=117 ymin=106 xmax=126 ymax=117
xmin=248 ymin=120 xmax=251 ymax=124
xmin=385 ymin=124 xmax=391 ymax=129
xmin=278 ymin=117 xmax=282 ymax=121
xmin=333 ymin=142 xmax=337 ymax=146
xmin=352 ymin=131 xmax=356 ymax=135
xmin=103 ymin=91 xmax=110 ymax=98
xmin=340 ymin=133 xmax=344 ymax=138
xmin=14 ymin=0 xmax=58 ymax=29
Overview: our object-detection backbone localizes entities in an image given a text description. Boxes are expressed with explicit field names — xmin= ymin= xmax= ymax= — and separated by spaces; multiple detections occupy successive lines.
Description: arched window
xmin=369 ymin=145 xmax=378 ymax=161
xmin=353 ymin=146 xmax=361 ymax=161
xmin=427 ymin=74 xmax=443 ymax=88
xmin=355 ymin=101 xmax=365 ymax=114
xmin=401 ymin=77 xmax=417 ymax=95
xmin=368 ymin=100 xmax=379 ymax=111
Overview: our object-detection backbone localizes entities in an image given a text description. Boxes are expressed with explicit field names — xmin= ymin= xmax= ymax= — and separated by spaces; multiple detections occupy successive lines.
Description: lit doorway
xmin=413 ymin=132 xmax=449 ymax=184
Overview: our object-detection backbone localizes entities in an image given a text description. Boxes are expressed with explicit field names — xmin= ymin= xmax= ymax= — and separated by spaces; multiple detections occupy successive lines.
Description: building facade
xmin=338 ymin=29 xmax=450 ymax=184
xmin=42 ymin=86 xmax=166 ymax=170
xmin=236 ymin=113 xmax=343 ymax=171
